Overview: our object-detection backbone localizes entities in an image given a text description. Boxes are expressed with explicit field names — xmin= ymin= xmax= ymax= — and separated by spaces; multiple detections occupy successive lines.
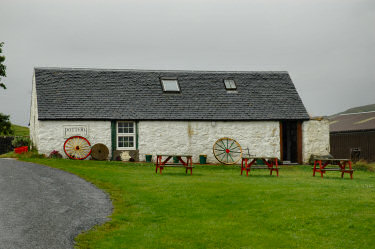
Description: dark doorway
xmin=281 ymin=121 xmax=301 ymax=163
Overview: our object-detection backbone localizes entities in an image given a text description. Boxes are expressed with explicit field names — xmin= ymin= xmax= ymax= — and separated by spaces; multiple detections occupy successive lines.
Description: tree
xmin=0 ymin=113 xmax=14 ymax=135
xmin=0 ymin=42 xmax=6 ymax=90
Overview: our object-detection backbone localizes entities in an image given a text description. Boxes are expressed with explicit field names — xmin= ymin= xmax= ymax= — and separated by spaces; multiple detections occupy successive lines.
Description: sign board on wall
xmin=63 ymin=125 xmax=89 ymax=138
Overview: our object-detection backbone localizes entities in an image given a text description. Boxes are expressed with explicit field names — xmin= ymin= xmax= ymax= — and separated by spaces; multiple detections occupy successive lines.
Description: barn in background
xmin=330 ymin=111 xmax=375 ymax=162
xmin=30 ymin=67 xmax=330 ymax=164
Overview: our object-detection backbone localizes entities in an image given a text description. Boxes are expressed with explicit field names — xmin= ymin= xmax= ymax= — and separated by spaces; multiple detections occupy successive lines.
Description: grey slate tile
xmin=34 ymin=68 xmax=310 ymax=121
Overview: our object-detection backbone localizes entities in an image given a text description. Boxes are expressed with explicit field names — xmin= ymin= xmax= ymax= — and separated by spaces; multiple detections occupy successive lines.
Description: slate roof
xmin=34 ymin=68 xmax=310 ymax=121
xmin=330 ymin=111 xmax=375 ymax=132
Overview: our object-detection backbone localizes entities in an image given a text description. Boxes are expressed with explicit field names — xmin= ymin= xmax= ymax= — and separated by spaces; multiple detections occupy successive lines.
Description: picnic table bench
xmin=313 ymin=158 xmax=354 ymax=179
xmin=241 ymin=157 xmax=279 ymax=177
xmin=155 ymin=155 xmax=194 ymax=175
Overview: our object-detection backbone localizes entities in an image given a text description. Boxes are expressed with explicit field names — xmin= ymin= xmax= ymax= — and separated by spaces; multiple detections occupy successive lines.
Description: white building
xmin=30 ymin=68 xmax=329 ymax=163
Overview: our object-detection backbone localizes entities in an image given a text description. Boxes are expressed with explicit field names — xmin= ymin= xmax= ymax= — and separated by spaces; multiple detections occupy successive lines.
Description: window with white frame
xmin=117 ymin=121 xmax=136 ymax=149
xmin=161 ymin=78 xmax=180 ymax=92
xmin=224 ymin=79 xmax=237 ymax=90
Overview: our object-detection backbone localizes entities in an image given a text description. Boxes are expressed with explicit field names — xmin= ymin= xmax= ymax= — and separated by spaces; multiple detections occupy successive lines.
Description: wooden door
xmin=280 ymin=121 xmax=302 ymax=164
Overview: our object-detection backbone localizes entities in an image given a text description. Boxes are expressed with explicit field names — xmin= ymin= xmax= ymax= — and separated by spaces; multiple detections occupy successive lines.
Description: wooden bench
xmin=155 ymin=155 xmax=194 ymax=175
xmin=313 ymin=158 xmax=354 ymax=179
xmin=241 ymin=157 xmax=279 ymax=177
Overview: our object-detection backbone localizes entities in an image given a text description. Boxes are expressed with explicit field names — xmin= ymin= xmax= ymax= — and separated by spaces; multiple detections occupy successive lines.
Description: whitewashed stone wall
xmin=138 ymin=121 xmax=280 ymax=163
xmin=35 ymin=120 xmax=112 ymax=159
xmin=29 ymin=74 xmax=112 ymax=158
xmin=302 ymin=119 xmax=330 ymax=163
xmin=29 ymin=74 xmax=39 ymax=149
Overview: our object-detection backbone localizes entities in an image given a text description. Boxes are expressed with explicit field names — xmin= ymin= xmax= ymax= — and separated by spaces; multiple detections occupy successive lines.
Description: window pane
xmin=118 ymin=136 xmax=124 ymax=148
xmin=224 ymin=79 xmax=236 ymax=89
xmin=118 ymin=136 xmax=135 ymax=148
xmin=118 ymin=122 xmax=134 ymax=134
xmin=162 ymin=79 xmax=180 ymax=92
xmin=118 ymin=122 xmax=123 ymax=133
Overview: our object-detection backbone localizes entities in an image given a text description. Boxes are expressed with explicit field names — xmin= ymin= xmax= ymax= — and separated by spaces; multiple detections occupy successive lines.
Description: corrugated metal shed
xmin=329 ymin=111 xmax=375 ymax=162
xmin=330 ymin=111 xmax=375 ymax=133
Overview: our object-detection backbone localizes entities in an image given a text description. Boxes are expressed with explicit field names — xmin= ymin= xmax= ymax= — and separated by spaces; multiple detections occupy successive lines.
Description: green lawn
xmin=21 ymin=158 xmax=375 ymax=249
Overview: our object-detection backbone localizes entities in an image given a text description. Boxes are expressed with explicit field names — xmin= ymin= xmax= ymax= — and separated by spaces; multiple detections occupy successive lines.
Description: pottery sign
xmin=63 ymin=125 xmax=88 ymax=138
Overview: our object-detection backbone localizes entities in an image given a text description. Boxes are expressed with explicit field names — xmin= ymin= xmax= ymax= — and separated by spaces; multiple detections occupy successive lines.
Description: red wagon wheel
xmin=64 ymin=136 xmax=92 ymax=160
xmin=213 ymin=137 xmax=242 ymax=164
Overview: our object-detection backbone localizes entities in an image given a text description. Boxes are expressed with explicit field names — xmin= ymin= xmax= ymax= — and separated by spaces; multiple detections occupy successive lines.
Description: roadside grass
xmin=0 ymin=151 xmax=18 ymax=158
xmin=17 ymin=158 xmax=375 ymax=249
xmin=0 ymin=150 xmax=44 ymax=159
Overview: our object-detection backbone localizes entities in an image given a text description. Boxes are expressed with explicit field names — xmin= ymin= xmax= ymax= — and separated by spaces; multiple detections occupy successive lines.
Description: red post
xmin=275 ymin=158 xmax=279 ymax=177
xmin=155 ymin=156 xmax=159 ymax=173
xmin=320 ymin=160 xmax=324 ymax=178
xmin=313 ymin=160 xmax=317 ymax=176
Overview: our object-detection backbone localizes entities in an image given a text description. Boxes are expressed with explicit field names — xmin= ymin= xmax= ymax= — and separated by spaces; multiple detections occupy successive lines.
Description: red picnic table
xmin=241 ymin=157 xmax=279 ymax=177
xmin=155 ymin=155 xmax=194 ymax=175
xmin=313 ymin=158 xmax=354 ymax=179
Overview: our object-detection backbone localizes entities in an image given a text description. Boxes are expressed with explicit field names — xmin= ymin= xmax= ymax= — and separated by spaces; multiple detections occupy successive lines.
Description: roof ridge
xmin=34 ymin=67 xmax=289 ymax=74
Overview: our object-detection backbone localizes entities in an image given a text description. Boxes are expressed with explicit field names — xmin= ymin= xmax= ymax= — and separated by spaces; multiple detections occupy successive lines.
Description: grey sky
xmin=1 ymin=0 xmax=374 ymax=126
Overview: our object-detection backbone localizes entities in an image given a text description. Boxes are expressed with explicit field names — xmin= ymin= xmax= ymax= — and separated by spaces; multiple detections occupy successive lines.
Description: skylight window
xmin=224 ymin=79 xmax=236 ymax=90
xmin=161 ymin=79 xmax=180 ymax=92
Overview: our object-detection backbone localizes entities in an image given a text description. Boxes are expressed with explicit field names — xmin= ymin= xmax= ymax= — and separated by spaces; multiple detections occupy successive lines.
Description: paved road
xmin=0 ymin=159 xmax=112 ymax=249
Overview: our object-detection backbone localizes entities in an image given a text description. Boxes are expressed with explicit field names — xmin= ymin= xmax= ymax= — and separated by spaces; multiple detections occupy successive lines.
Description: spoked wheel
xmin=213 ymin=137 xmax=242 ymax=164
xmin=64 ymin=136 xmax=92 ymax=160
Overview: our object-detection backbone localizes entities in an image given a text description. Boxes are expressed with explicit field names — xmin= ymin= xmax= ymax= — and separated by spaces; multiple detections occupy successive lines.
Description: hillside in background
xmin=337 ymin=103 xmax=375 ymax=115
xmin=0 ymin=124 xmax=29 ymax=136
xmin=12 ymin=124 xmax=29 ymax=136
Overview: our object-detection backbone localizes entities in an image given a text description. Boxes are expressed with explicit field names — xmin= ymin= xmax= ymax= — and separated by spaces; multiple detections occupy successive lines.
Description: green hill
xmin=11 ymin=124 xmax=29 ymax=136
xmin=337 ymin=103 xmax=375 ymax=115
xmin=0 ymin=123 xmax=29 ymax=136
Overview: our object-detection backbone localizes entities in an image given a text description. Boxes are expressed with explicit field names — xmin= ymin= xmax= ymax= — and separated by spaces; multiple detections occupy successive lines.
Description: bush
xmin=0 ymin=113 xmax=14 ymax=136
xmin=48 ymin=150 xmax=63 ymax=159
xmin=12 ymin=136 xmax=30 ymax=148
xmin=353 ymin=160 xmax=375 ymax=172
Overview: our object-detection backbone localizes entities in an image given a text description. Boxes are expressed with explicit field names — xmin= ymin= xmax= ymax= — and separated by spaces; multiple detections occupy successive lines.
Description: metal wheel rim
xmin=64 ymin=136 xmax=92 ymax=160
xmin=213 ymin=137 xmax=242 ymax=164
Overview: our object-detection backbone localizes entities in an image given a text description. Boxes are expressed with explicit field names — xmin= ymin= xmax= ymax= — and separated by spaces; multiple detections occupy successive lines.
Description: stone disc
xmin=91 ymin=143 xmax=109 ymax=161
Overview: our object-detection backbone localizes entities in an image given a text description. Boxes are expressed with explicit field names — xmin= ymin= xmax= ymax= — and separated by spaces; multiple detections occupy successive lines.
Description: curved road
xmin=0 ymin=159 xmax=112 ymax=249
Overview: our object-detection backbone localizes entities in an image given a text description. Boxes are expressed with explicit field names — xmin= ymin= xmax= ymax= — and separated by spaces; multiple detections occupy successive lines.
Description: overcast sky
xmin=0 ymin=0 xmax=374 ymax=126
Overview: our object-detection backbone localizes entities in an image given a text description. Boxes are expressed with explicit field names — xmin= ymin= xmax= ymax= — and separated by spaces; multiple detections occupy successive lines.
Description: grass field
xmin=19 ymin=158 xmax=375 ymax=249
xmin=11 ymin=124 xmax=29 ymax=136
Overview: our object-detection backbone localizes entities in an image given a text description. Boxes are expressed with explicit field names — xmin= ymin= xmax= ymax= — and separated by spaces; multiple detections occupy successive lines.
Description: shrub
xmin=48 ymin=150 xmax=63 ymax=159
xmin=353 ymin=160 xmax=375 ymax=172
xmin=12 ymin=136 xmax=30 ymax=148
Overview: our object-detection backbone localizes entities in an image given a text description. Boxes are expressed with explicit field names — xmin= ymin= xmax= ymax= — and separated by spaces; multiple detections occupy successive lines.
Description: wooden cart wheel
xmin=91 ymin=143 xmax=109 ymax=161
xmin=213 ymin=137 xmax=242 ymax=164
xmin=64 ymin=136 xmax=92 ymax=160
